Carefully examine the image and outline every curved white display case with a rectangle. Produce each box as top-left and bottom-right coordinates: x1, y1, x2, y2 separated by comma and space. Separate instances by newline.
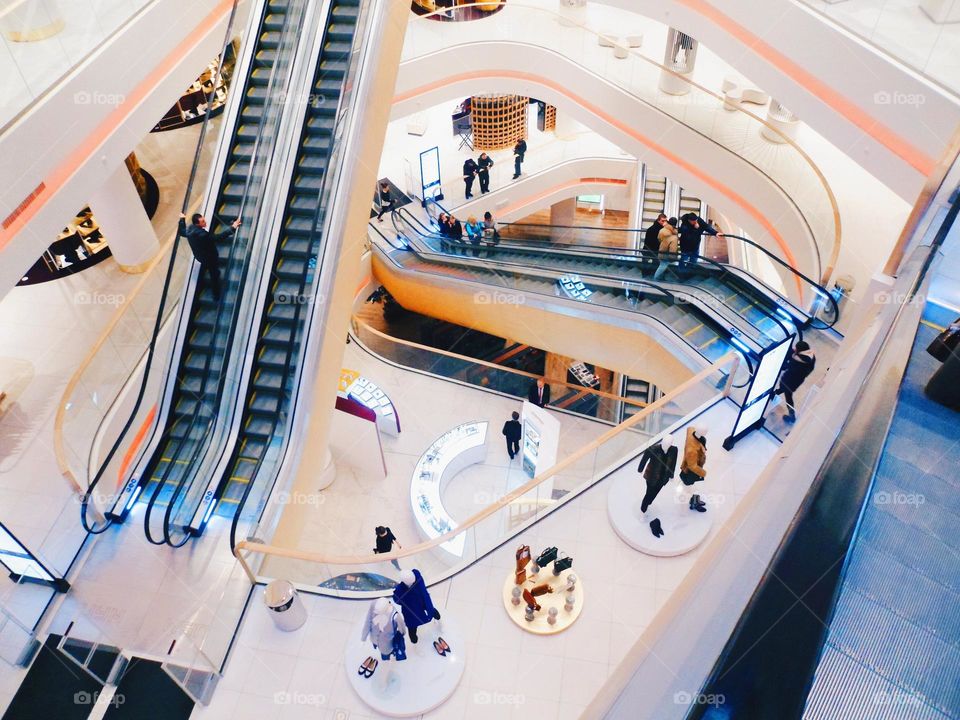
410, 421, 488, 557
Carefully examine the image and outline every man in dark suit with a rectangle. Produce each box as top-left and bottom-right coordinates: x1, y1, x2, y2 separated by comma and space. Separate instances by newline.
477, 152, 494, 194
502, 411, 522, 459
463, 157, 478, 198
527, 377, 550, 407
678, 213, 722, 271
642, 214, 667, 270
512, 138, 527, 179
179, 213, 241, 300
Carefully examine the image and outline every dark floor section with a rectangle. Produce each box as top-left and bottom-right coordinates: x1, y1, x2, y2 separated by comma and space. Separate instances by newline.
104, 658, 194, 720
2, 636, 102, 720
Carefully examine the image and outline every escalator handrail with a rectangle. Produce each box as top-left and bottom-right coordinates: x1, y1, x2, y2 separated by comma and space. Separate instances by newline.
496, 218, 840, 328
79, 0, 245, 535
228, 0, 372, 553
146, 0, 308, 547
395, 207, 792, 348
372, 224, 756, 386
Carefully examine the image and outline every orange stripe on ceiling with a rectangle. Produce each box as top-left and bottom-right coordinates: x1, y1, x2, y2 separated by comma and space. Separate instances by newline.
680, 0, 935, 176
118, 404, 157, 488
394, 70, 802, 272
0, 0, 234, 252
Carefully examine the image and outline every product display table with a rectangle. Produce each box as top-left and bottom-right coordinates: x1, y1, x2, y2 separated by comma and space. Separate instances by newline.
410, 421, 488, 557
501, 568, 583, 634
607, 471, 713, 557
339, 369, 400, 436
346, 618, 465, 717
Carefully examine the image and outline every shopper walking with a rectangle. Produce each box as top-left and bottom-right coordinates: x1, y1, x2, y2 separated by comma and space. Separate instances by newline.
462, 157, 478, 199
373, 526, 402, 570
527, 377, 551, 407
502, 411, 522, 459
653, 217, 679, 281
512, 138, 527, 179
179, 212, 241, 301
477, 152, 494, 194
376, 181, 394, 222
773, 341, 816, 423
678, 213, 722, 271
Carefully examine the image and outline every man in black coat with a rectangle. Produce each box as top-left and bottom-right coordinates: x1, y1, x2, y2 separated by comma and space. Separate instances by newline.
774, 340, 816, 422
527, 377, 551, 407
512, 138, 527, 179
463, 157, 478, 199
678, 213, 721, 270
179, 213, 241, 300
477, 152, 494, 194
642, 214, 668, 269
502, 411, 522, 459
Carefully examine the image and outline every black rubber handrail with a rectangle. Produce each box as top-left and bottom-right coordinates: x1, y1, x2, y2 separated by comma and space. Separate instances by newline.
227, 0, 369, 552
144, 0, 308, 548
376, 214, 756, 387
498, 219, 840, 330
396, 206, 792, 347
79, 0, 244, 535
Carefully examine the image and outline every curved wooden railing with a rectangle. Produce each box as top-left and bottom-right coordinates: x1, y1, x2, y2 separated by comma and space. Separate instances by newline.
404, 1, 842, 286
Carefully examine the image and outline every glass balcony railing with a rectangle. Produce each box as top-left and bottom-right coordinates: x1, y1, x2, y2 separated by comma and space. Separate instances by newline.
402, 2, 842, 288
233, 351, 739, 594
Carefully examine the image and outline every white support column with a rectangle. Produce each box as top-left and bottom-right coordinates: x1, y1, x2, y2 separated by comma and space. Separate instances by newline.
659, 28, 699, 96
627, 161, 644, 236
87, 161, 160, 273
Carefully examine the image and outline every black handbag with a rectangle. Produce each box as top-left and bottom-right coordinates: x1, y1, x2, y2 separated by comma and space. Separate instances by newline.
679, 469, 703, 486
927, 326, 959, 363
553, 553, 573, 575
535, 547, 558, 567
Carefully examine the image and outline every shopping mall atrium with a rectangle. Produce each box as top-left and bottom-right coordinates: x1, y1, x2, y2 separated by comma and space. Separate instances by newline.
0, 0, 958, 718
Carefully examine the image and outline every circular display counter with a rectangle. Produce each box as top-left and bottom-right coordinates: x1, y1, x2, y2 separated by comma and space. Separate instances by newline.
501, 568, 583, 634
410, 421, 488, 557
607, 473, 713, 557
345, 618, 465, 717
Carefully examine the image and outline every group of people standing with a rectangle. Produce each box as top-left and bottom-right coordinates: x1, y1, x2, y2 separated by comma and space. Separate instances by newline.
436, 210, 499, 257
642, 212, 723, 280
462, 138, 527, 199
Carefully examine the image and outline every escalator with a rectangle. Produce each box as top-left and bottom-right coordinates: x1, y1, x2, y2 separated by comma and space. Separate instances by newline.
103, 0, 302, 533
387, 208, 804, 363
184, 0, 363, 535
640, 171, 667, 229
373, 219, 748, 371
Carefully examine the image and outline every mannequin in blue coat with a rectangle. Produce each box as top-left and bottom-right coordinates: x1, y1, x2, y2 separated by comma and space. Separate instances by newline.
393, 568, 441, 643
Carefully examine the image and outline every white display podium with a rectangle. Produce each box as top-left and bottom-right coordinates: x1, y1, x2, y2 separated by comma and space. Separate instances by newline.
608, 472, 713, 557
344, 376, 400, 436
346, 618, 465, 717
410, 421, 488, 556
501, 568, 583, 634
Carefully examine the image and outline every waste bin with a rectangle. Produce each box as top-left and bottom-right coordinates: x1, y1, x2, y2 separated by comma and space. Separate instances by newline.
264, 580, 307, 631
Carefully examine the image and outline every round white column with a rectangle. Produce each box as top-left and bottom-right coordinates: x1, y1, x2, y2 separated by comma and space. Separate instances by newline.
87, 161, 160, 273
659, 28, 699, 96
1, 0, 65, 42
557, 0, 587, 27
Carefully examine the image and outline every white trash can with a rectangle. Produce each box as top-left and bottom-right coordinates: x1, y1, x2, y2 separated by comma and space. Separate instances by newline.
264, 580, 307, 631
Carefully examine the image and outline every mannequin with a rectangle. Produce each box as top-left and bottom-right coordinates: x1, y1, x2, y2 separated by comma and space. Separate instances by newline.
638, 434, 678, 537
679, 426, 708, 512
393, 568, 447, 654
360, 597, 406, 690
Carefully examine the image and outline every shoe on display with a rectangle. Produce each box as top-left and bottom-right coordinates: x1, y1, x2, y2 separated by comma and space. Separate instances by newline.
438, 637, 451, 654
650, 518, 664, 537
359, 656, 375, 676
365, 658, 378, 677
433, 640, 446, 656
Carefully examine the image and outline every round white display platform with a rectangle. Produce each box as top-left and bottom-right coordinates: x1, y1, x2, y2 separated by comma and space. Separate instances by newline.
345, 618, 464, 717
608, 473, 713, 557
501, 568, 583, 634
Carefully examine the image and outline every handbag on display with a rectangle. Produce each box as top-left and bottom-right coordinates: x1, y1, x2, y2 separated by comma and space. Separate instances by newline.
679, 469, 703, 486
535, 546, 558, 567
926, 325, 959, 362
391, 613, 407, 661
515, 544, 531, 585
553, 553, 573, 575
